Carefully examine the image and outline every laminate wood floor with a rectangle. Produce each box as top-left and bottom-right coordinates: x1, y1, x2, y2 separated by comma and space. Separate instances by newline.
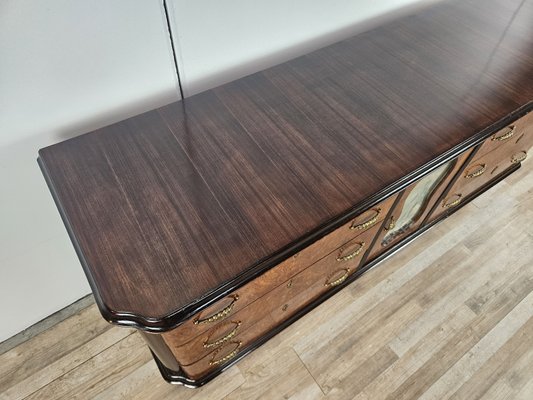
1, 162, 532, 400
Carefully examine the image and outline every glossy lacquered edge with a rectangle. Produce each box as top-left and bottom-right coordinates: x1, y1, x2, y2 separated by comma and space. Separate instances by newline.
37, 102, 532, 332
147, 161, 521, 387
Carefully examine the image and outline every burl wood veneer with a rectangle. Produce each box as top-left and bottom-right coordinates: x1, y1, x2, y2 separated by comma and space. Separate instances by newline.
38, 0, 533, 387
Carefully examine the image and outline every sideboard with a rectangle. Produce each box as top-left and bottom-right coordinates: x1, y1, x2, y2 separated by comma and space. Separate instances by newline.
38, 0, 533, 387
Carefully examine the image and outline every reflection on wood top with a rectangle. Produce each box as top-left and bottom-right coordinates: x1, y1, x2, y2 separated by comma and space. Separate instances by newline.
39, 0, 533, 329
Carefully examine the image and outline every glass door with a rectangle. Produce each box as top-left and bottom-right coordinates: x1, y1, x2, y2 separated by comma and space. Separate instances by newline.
367, 159, 456, 260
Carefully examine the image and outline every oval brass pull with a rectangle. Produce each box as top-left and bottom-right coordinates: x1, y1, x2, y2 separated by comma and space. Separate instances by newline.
350, 208, 381, 230
492, 125, 515, 141
336, 241, 365, 262
511, 151, 527, 164
443, 194, 462, 209
209, 341, 241, 366
465, 164, 486, 179
203, 321, 241, 349
194, 295, 239, 325
325, 268, 350, 287
384, 216, 396, 231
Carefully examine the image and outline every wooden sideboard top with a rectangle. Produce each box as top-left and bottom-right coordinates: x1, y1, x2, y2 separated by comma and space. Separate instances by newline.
39, 0, 533, 330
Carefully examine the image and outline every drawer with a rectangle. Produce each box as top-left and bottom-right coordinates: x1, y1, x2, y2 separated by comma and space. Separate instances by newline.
180, 313, 277, 379
162, 194, 397, 346
163, 221, 382, 365
178, 222, 382, 377
271, 220, 383, 316
454, 151, 521, 195
165, 265, 309, 366
276, 192, 396, 273
167, 299, 267, 366
475, 111, 533, 160
430, 142, 528, 220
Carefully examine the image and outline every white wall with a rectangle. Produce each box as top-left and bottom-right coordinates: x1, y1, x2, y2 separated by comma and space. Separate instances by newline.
0, 0, 179, 342
167, 0, 437, 96
0, 0, 433, 342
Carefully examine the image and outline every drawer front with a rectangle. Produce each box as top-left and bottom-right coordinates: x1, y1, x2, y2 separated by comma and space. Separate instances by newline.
163, 194, 397, 346
167, 305, 265, 366
178, 223, 383, 377
180, 313, 277, 379
439, 148, 526, 210
271, 220, 383, 315
367, 148, 473, 260
430, 134, 530, 221
455, 151, 518, 194
475, 111, 533, 160
163, 221, 382, 365
165, 265, 310, 366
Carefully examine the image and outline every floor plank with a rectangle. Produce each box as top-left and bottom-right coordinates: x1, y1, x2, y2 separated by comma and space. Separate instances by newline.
356, 305, 477, 400
419, 293, 533, 400
24, 332, 150, 400
0, 304, 114, 400
448, 317, 533, 400
227, 347, 324, 400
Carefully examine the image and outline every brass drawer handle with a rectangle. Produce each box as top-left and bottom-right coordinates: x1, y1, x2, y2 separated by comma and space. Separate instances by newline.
336, 242, 365, 262
465, 164, 486, 179
325, 268, 350, 287
350, 208, 381, 230
203, 321, 241, 349
443, 194, 462, 209
194, 295, 239, 325
209, 341, 241, 366
491, 125, 515, 141
511, 151, 527, 164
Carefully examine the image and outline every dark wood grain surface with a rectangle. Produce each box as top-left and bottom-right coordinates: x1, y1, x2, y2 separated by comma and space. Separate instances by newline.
39, 0, 533, 330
